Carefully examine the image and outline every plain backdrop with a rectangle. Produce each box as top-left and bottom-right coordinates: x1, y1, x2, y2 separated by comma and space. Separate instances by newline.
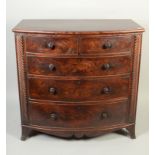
6, 0, 148, 155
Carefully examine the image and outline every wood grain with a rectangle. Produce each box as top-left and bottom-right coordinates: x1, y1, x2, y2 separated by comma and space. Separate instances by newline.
27, 55, 132, 76
80, 35, 134, 55
28, 100, 128, 128
15, 34, 28, 124
25, 35, 78, 55
13, 20, 144, 140
28, 76, 130, 102
12, 19, 144, 34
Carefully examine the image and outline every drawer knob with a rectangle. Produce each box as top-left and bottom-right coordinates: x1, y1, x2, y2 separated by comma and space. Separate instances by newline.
77, 80, 81, 85
49, 87, 57, 95
102, 42, 112, 49
76, 106, 82, 110
50, 113, 57, 120
49, 64, 56, 71
47, 42, 55, 49
101, 112, 108, 119
101, 87, 112, 94
102, 63, 111, 70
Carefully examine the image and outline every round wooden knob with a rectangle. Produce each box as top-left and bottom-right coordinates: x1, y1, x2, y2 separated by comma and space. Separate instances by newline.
50, 113, 57, 120
102, 64, 111, 70
49, 64, 56, 71
76, 106, 82, 110
102, 42, 112, 49
77, 80, 81, 85
101, 87, 111, 94
47, 42, 55, 49
101, 112, 108, 119
49, 87, 56, 95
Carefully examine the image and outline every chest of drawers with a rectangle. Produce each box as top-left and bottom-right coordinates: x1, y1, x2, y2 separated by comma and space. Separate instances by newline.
12, 20, 144, 140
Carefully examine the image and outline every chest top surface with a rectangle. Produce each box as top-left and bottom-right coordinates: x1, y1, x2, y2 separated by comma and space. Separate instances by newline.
12, 19, 144, 34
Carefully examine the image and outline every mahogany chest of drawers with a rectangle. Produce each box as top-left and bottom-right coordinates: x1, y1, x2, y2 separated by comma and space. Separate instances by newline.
12, 20, 144, 140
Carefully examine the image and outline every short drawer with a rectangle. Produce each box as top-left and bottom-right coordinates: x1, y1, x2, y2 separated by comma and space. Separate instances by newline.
27, 55, 132, 76
80, 35, 134, 55
28, 77, 130, 102
28, 101, 129, 128
25, 35, 78, 55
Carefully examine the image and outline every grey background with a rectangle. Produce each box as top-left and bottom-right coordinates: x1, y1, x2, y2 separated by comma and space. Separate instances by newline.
6, 0, 148, 155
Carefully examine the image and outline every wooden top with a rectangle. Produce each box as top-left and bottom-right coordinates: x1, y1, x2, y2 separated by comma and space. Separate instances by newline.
12, 19, 144, 34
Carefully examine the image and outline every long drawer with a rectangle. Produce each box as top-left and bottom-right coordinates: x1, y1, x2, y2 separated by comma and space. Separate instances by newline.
27, 55, 132, 76
28, 76, 130, 102
28, 100, 129, 128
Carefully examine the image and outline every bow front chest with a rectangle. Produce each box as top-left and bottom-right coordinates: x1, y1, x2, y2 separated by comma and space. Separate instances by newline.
12, 20, 144, 140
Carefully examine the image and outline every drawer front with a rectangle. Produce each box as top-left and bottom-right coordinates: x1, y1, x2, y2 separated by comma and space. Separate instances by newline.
29, 101, 129, 128
25, 35, 78, 55
28, 77, 129, 102
80, 35, 134, 55
27, 56, 131, 76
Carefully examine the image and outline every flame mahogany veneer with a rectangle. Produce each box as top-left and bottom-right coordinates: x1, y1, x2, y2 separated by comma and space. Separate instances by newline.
13, 20, 144, 140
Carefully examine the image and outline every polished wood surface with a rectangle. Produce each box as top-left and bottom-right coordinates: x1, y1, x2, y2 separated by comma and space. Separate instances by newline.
28, 77, 129, 102
25, 35, 78, 55
29, 101, 128, 128
27, 55, 131, 76
13, 19, 144, 34
13, 20, 144, 140
80, 34, 134, 54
